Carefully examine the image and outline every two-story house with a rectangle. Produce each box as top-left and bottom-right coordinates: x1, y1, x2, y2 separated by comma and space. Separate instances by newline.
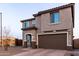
21, 3, 74, 50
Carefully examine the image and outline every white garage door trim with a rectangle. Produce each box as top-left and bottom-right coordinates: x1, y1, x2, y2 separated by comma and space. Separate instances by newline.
37, 32, 72, 48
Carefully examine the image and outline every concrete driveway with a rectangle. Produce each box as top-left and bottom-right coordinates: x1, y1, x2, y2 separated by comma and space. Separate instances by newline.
14, 48, 70, 56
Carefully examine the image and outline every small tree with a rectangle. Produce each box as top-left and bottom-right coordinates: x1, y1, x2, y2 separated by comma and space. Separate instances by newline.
3, 26, 11, 51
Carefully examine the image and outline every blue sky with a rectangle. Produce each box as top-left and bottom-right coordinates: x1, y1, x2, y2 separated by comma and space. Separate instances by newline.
0, 3, 78, 39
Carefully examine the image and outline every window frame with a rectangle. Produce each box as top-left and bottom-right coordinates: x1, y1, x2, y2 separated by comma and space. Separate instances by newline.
23, 21, 30, 28
32, 20, 36, 26
50, 11, 60, 24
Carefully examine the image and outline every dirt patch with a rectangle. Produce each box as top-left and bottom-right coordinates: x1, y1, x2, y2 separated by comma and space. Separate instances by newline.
0, 46, 26, 56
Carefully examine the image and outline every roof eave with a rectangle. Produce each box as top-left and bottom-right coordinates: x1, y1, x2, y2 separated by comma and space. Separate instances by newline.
33, 3, 75, 17
20, 18, 35, 22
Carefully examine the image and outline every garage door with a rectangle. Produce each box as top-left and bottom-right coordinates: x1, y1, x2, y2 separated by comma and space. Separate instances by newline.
38, 33, 67, 50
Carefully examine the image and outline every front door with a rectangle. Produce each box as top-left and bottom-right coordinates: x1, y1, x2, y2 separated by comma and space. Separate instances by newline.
26, 34, 32, 48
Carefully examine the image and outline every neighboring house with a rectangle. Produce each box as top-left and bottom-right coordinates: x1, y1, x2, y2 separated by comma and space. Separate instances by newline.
0, 36, 16, 46
21, 3, 74, 50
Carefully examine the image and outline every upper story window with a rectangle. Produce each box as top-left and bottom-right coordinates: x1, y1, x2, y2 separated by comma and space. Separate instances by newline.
32, 20, 36, 26
50, 12, 60, 24
23, 21, 29, 28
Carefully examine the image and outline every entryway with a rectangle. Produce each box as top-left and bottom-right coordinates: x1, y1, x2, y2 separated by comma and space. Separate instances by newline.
26, 34, 32, 48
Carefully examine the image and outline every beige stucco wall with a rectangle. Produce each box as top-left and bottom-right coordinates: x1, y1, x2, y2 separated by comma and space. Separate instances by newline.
22, 7, 73, 47
35, 7, 73, 47
35, 16, 41, 33
23, 30, 37, 46
35, 7, 73, 32
23, 30, 37, 41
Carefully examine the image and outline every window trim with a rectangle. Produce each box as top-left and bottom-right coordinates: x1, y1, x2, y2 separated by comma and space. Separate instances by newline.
32, 20, 36, 26
23, 21, 30, 28
50, 11, 60, 24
